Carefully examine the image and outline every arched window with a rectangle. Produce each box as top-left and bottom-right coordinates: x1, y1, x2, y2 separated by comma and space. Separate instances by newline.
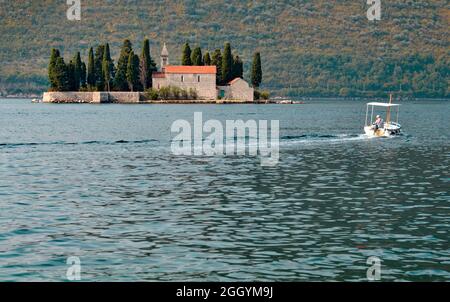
181, 75, 184, 82
198, 75, 201, 82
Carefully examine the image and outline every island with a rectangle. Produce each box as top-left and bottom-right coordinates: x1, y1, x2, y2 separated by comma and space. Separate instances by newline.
43, 40, 268, 104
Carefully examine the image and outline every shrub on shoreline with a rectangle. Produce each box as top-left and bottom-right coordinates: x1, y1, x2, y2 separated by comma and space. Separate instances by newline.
260, 91, 270, 100
144, 88, 159, 100
144, 86, 199, 101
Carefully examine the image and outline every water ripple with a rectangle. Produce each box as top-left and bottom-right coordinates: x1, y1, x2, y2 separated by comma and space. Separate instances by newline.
0, 99, 449, 281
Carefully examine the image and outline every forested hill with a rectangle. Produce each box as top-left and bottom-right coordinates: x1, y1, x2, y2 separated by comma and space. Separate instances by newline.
0, 0, 448, 97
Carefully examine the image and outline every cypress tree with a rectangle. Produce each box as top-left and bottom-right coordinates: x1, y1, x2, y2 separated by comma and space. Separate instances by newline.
191, 47, 203, 66
126, 51, 134, 91
126, 51, 141, 92
48, 49, 61, 91
103, 50, 110, 92
94, 45, 105, 91
222, 42, 233, 84
211, 49, 223, 85
80, 61, 87, 89
54, 57, 70, 91
140, 39, 156, 90
67, 60, 76, 91
203, 52, 211, 66
70, 52, 82, 91
114, 39, 133, 91
87, 47, 96, 89
251, 52, 262, 88
106, 43, 115, 78
103, 58, 110, 92
102, 43, 114, 92
232, 55, 243, 79
181, 43, 192, 66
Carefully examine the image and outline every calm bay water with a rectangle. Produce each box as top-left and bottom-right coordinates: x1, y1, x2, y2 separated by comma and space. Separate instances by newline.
0, 98, 448, 281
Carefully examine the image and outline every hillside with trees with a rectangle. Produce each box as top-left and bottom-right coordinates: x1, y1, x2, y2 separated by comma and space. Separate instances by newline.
0, 0, 448, 98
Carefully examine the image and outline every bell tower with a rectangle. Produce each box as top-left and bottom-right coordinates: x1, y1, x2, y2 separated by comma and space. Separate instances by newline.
161, 43, 169, 71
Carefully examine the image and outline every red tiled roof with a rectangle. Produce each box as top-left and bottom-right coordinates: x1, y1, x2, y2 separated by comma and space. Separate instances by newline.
165, 65, 217, 74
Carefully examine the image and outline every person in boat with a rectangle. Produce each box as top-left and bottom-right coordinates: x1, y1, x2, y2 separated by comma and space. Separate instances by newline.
373, 115, 384, 131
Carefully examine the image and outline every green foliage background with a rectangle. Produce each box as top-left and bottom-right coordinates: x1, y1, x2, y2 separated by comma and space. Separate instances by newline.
0, 0, 448, 97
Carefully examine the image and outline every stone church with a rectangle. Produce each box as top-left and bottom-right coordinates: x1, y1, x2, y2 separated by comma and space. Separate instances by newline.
152, 44, 254, 102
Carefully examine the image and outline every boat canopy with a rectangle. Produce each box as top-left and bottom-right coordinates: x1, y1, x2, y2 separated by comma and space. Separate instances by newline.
366, 102, 400, 107
365, 101, 401, 126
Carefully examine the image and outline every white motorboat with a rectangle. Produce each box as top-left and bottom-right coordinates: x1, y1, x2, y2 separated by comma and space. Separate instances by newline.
364, 95, 402, 137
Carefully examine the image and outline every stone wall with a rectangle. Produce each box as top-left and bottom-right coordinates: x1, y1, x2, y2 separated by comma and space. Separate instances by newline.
152, 77, 166, 91
107, 92, 141, 103
43, 92, 141, 103
41, 90, 253, 104
43, 92, 97, 103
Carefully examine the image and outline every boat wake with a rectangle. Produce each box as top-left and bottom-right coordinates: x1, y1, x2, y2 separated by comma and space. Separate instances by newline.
280, 133, 370, 146
0, 133, 406, 151
0, 139, 159, 149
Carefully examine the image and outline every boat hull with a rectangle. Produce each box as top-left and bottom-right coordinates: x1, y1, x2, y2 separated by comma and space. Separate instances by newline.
364, 124, 401, 138
365, 126, 387, 137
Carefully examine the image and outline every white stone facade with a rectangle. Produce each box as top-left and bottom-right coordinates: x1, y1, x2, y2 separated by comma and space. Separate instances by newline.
218, 78, 254, 102
153, 69, 217, 100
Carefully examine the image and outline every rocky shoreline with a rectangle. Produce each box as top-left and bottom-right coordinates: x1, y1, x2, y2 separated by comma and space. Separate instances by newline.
43, 99, 264, 104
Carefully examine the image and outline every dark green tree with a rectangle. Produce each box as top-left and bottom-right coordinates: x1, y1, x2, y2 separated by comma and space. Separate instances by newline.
94, 45, 105, 91
102, 47, 111, 92
126, 51, 141, 92
251, 52, 262, 88
54, 57, 70, 91
114, 39, 133, 91
211, 49, 223, 85
191, 47, 203, 66
222, 42, 233, 84
102, 43, 114, 92
87, 47, 96, 89
48, 49, 61, 91
203, 52, 211, 66
70, 52, 82, 91
67, 60, 76, 91
103, 59, 110, 92
140, 39, 157, 89
80, 61, 87, 89
232, 55, 243, 79
181, 43, 192, 66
